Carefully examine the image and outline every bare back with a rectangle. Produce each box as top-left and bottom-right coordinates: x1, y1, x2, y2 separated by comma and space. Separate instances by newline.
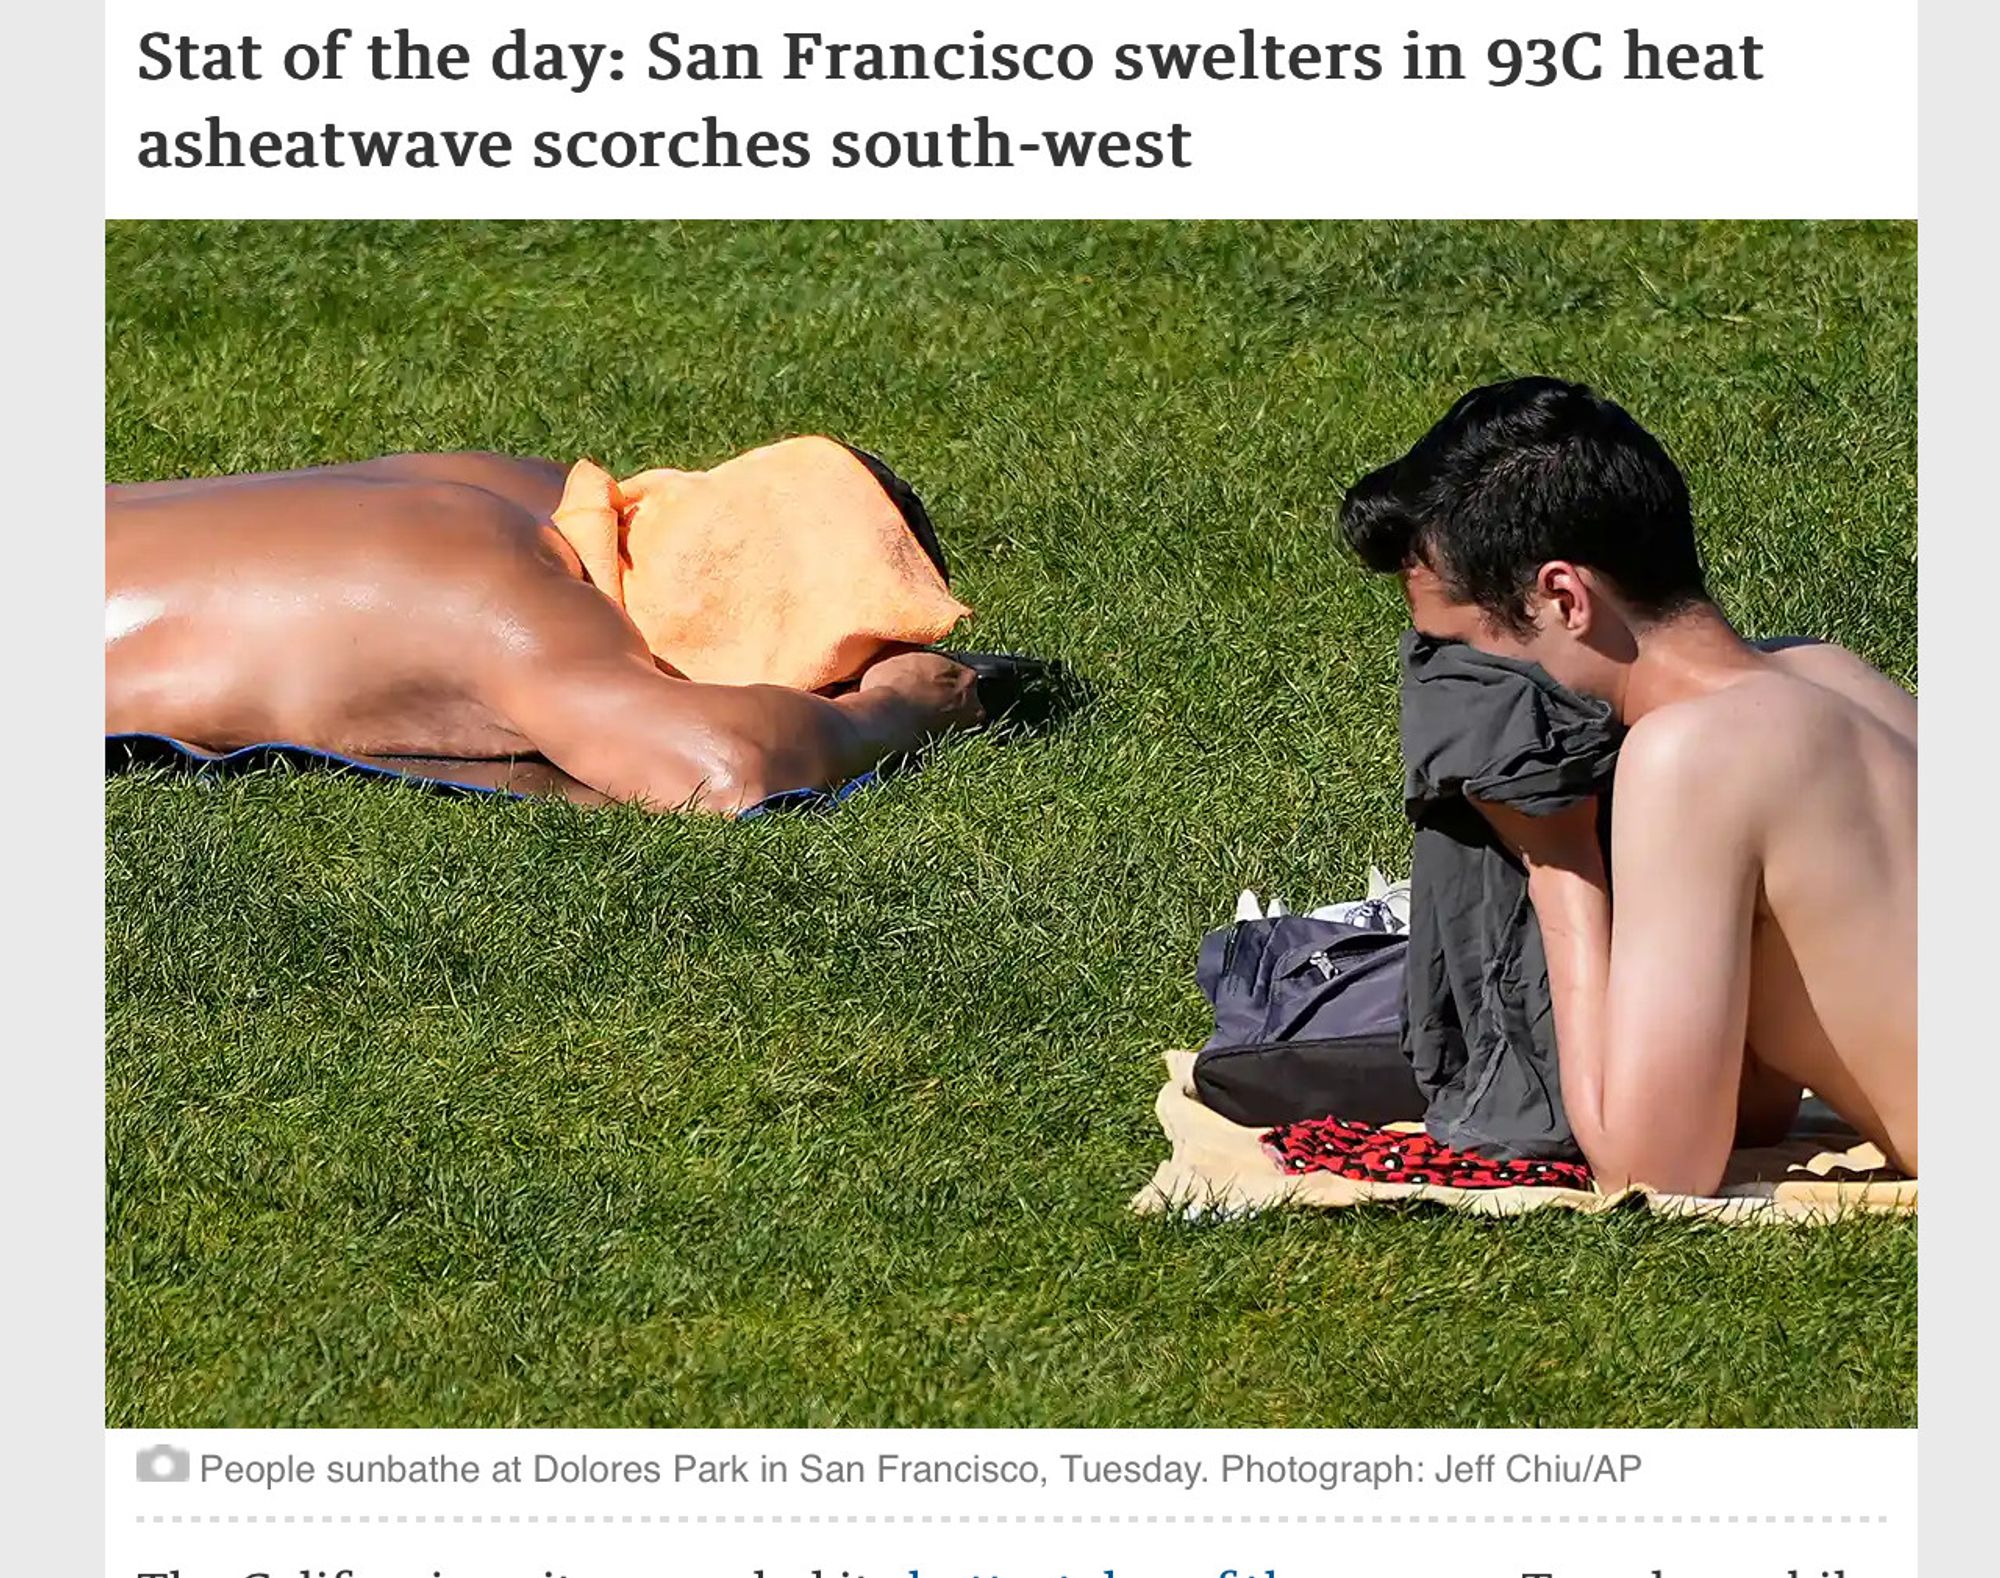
106, 455, 602, 757
1742, 643, 1918, 1168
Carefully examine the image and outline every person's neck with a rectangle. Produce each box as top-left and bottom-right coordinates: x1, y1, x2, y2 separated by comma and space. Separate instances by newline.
1613, 602, 1762, 724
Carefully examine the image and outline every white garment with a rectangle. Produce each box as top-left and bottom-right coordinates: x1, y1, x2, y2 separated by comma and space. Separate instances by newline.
1234, 866, 1412, 934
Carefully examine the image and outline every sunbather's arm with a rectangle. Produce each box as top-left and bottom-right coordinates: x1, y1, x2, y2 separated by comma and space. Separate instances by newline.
502, 649, 981, 814
1479, 716, 1760, 1194
484, 565, 981, 813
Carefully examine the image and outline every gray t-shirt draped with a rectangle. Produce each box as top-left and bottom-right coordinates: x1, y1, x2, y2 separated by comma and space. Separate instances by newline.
1398, 631, 1624, 1160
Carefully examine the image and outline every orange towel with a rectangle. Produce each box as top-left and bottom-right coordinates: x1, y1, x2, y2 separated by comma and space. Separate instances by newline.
551, 436, 972, 691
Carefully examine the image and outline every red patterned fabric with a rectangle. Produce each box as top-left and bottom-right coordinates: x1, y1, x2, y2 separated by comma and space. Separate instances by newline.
1263, 1115, 1595, 1191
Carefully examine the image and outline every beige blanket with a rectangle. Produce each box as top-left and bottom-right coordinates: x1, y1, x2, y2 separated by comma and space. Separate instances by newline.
1132, 1051, 1916, 1224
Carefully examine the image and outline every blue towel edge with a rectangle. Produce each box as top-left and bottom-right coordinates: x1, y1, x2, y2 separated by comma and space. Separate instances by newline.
105, 732, 876, 818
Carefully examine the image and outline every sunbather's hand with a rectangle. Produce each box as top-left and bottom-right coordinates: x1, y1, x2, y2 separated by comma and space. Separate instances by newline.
1471, 795, 1605, 878
858, 650, 986, 734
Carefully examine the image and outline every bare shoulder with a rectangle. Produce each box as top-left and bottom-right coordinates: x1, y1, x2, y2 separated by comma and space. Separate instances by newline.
1604, 694, 1780, 889
1760, 639, 1917, 740
348, 477, 639, 668
1618, 673, 1841, 802
1617, 655, 1913, 847
351, 451, 570, 517
361, 475, 579, 577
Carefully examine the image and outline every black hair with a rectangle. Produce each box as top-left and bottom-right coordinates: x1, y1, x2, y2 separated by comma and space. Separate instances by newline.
839, 441, 950, 583
1339, 377, 1707, 631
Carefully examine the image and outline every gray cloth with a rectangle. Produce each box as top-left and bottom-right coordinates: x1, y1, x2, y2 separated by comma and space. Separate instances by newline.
1398, 631, 1624, 1160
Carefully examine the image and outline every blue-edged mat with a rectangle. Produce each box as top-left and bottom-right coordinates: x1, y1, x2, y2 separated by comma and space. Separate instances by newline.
105, 732, 876, 818
107, 655, 1067, 818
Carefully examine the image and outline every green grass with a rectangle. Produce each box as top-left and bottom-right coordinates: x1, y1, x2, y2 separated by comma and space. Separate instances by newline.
106, 220, 1917, 1428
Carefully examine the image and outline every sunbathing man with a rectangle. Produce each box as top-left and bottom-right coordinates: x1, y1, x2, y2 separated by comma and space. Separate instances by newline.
107, 443, 985, 813
1341, 378, 1916, 1193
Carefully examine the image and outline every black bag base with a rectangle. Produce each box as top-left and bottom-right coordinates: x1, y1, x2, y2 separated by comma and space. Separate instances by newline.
1193, 1032, 1429, 1129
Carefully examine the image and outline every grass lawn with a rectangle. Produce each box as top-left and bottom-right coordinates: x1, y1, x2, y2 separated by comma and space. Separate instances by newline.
106, 220, 1917, 1428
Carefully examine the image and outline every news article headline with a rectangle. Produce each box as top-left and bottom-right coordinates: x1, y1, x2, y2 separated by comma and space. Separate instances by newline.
132, 24, 1769, 172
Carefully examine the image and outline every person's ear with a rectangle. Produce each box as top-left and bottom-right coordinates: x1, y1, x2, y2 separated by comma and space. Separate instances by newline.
1534, 561, 1594, 634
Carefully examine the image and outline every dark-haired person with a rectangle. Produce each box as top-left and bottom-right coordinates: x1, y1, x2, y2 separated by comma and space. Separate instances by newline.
107, 444, 984, 813
1341, 378, 1915, 1194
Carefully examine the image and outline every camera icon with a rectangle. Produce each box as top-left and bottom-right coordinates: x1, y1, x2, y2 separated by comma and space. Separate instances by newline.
136, 1444, 191, 1483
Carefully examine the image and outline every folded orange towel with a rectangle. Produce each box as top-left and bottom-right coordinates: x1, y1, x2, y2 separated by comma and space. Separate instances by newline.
551, 436, 972, 691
